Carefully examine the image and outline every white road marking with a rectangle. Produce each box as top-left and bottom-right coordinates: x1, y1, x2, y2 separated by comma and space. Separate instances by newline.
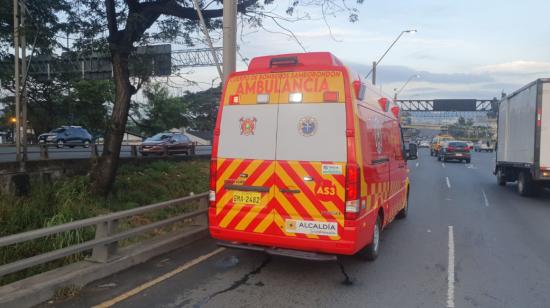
447, 226, 455, 308
482, 190, 490, 207
446, 177, 451, 189
442, 163, 446, 168
416, 162, 420, 168
93, 248, 226, 308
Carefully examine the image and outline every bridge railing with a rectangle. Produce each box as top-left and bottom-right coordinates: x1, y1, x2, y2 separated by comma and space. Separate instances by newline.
0, 192, 209, 278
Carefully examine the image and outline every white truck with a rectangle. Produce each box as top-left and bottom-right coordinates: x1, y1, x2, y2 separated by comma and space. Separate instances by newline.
495, 78, 550, 196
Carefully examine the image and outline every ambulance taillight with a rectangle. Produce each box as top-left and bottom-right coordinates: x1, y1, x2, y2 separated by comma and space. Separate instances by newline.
345, 163, 361, 220
209, 159, 217, 207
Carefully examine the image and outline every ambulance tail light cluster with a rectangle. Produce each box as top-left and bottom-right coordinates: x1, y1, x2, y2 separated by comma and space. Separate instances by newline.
209, 159, 217, 207
289, 92, 303, 103
323, 91, 339, 102
229, 95, 240, 105
345, 163, 361, 220
257, 93, 270, 104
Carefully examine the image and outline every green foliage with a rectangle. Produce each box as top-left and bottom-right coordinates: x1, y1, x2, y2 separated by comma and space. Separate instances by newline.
180, 86, 221, 131
0, 160, 209, 285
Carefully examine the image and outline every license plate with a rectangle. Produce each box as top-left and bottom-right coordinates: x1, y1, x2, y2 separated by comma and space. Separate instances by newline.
456, 153, 463, 156
233, 191, 262, 205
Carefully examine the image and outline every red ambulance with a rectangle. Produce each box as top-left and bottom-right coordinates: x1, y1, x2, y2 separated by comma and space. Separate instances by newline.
209, 52, 417, 261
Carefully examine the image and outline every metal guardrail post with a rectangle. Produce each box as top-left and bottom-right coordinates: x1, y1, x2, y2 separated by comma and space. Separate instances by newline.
90, 220, 119, 263
40, 144, 48, 160
131, 145, 137, 158
193, 197, 209, 227
91, 144, 99, 158
191, 142, 196, 156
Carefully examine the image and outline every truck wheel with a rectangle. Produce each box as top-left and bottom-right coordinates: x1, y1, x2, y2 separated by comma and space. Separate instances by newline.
358, 216, 381, 261
496, 169, 506, 186
465, 159, 471, 164
518, 171, 540, 197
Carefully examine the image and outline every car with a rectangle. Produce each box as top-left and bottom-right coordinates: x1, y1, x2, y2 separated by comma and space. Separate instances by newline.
466, 141, 474, 151
438, 140, 471, 163
38, 126, 93, 148
474, 141, 494, 152
209, 52, 417, 260
139, 132, 193, 156
419, 140, 430, 148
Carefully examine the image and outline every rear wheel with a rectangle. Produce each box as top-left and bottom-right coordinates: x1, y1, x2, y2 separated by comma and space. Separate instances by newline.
496, 169, 506, 186
56, 140, 65, 148
83, 140, 90, 148
518, 171, 540, 197
396, 195, 408, 219
465, 159, 470, 164
358, 216, 381, 261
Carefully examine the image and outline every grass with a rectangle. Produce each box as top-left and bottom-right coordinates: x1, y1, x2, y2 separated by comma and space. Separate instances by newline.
0, 159, 209, 285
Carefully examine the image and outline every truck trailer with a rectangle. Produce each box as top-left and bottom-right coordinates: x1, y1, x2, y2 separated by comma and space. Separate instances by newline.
495, 78, 550, 196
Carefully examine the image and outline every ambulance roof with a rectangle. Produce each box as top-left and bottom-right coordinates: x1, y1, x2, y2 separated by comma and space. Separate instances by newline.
248, 52, 345, 71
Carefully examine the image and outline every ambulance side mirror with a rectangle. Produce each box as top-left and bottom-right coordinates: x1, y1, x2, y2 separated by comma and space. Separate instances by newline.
353, 81, 366, 101
407, 143, 418, 160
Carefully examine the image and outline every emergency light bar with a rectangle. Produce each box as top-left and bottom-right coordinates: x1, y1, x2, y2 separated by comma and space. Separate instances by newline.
289, 92, 303, 103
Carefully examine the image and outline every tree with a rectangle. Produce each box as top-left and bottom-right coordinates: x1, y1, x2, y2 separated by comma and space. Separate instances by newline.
180, 86, 221, 132
83, 0, 364, 196
131, 82, 188, 136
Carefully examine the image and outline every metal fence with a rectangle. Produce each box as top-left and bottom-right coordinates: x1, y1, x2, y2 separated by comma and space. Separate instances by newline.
0, 143, 212, 163
0, 192, 209, 278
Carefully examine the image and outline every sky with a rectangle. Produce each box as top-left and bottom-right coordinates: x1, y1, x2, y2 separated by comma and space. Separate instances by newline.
182, 0, 550, 100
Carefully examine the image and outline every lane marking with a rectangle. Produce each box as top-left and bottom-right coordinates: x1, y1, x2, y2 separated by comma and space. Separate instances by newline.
446, 177, 451, 189
447, 226, 455, 308
442, 163, 446, 168
482, 190, 490, 207
416, 162, 419, 168
93, 248, 226, 308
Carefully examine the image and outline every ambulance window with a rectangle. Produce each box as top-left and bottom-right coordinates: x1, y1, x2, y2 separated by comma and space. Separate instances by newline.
276, 103, 347, 162
217, 104, 278, 160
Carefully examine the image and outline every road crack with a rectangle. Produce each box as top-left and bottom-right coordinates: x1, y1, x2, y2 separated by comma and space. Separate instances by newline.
195, 255, 271, 307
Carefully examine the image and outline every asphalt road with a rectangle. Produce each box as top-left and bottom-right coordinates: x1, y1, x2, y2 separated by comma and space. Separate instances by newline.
43, 149, 550, 308
0, 145, 212, 163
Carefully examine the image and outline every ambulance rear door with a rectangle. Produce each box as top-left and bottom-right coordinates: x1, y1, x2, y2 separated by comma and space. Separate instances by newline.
274, 70, 348, 241
214, 73, 281, 233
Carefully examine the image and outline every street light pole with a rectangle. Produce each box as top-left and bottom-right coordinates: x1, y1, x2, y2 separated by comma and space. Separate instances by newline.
13, 0, 21, 163
366, 29, 417, 85
394, 74, 420, 100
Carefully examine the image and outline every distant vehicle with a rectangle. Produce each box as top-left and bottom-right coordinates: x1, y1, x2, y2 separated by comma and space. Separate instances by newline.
466, 141, 474, 151
495, 79, 550, 196
474, 141, 494, 152
419, 140, 430, 148
38, 126, 92, 148
430, 134, 453, 156
438, 141, 471, 163
139, 132, 193, 156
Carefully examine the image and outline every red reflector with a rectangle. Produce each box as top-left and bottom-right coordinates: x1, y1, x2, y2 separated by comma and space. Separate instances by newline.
324, 91, 339, 102
229, 95, 240, 105
209, 159, 217, 207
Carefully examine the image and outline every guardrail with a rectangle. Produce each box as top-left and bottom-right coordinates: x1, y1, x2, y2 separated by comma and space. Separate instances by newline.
0, 192, 209, 278
0, 143, 212, 162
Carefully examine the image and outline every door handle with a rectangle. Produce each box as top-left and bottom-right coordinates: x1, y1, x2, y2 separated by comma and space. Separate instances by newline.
224, 184, 270, 192
280, 188, 301, 194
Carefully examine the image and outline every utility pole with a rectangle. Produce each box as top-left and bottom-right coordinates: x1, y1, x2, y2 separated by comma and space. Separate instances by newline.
13, 0, 21, 164
222, 0, 237, 83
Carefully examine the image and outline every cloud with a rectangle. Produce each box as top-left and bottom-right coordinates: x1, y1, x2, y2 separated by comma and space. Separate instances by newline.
476, 61, 550, 75
347, 62, 495, 84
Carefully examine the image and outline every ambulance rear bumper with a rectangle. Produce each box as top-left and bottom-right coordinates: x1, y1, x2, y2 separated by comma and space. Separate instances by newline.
217, 241, 337, 261
209, 226, 361, 256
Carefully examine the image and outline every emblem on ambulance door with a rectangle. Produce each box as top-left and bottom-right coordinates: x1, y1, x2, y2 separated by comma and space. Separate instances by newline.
298, 116, 318, 137
239, 117, 257, 136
